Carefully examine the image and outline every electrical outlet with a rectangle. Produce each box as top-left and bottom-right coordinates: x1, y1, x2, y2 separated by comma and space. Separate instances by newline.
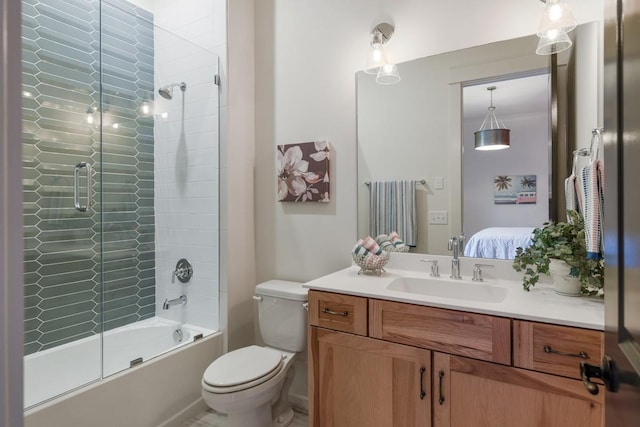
428, 210, 448, 225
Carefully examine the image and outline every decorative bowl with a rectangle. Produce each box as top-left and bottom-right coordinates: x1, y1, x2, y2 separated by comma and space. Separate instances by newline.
352, 251, 390, 275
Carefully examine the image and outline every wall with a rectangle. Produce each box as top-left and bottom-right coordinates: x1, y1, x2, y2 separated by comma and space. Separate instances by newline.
151, 0, 222, 332
22, 0, 156, 355
463, 110, 551, 238
254, 0, 604, 283
225, 0, 257, 351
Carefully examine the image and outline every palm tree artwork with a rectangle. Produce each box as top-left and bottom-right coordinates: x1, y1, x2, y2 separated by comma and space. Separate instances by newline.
494, 175, 537, 205
494, 176, 512, 191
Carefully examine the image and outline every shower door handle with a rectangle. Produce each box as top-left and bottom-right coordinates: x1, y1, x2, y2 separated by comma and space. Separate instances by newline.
74, 162, 93, 212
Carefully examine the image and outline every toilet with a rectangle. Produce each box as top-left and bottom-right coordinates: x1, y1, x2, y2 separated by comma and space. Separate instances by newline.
201, 280, 308, 427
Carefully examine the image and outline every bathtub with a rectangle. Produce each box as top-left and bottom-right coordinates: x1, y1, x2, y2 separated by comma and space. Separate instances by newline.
24, 317, 215, 409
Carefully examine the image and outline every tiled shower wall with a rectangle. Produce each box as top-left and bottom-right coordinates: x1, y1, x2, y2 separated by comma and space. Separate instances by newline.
152, 0, 221, 330
22, 0, 155, 354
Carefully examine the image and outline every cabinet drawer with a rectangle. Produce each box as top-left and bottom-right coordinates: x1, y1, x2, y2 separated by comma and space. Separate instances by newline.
513, 320, 604, 380
369, 299, 511, 365
308, 290, 368, 336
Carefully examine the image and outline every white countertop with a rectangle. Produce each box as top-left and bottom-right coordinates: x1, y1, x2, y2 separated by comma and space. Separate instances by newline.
303, 253, 604, 331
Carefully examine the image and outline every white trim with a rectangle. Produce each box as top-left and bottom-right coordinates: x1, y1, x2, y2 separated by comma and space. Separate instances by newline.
1, 0, 24, 425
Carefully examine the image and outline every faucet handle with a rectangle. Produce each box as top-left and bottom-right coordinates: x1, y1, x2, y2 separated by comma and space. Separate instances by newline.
472, 263, 494, 282
458, 233, 466, 251
447, 236, 457, 251
421, 259, 440, 277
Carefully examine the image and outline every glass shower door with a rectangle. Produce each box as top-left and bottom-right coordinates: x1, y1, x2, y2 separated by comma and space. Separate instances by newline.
22, 0, 103, 407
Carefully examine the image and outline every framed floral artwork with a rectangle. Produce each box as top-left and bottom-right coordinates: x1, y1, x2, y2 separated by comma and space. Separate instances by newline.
277, 141, 330, 202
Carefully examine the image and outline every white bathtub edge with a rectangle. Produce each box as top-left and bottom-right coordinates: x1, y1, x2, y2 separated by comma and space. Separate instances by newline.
25, 332, 223, 427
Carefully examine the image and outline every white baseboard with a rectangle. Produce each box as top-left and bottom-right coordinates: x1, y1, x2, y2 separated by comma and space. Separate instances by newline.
158, 398, 209, 427
290, 393, 308, 415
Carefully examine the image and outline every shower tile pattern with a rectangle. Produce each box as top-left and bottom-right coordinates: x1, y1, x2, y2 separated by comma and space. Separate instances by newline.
22, 0, 156, 355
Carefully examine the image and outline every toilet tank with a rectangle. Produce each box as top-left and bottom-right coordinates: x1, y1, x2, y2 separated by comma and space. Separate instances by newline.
255, 280, 308, 352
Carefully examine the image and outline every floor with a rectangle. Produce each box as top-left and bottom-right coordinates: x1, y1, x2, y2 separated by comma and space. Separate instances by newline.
180, 408, 308, 427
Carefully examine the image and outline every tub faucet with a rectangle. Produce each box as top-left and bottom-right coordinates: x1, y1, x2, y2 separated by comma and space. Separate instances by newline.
163, 295, 187, 310
448, 236, 462, 279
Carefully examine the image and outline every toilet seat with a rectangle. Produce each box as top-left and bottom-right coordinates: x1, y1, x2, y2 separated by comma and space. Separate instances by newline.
202, 345, 284, 394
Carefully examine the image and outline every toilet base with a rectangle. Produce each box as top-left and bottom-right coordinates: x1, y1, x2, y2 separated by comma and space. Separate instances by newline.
202, 352, 297, 427
273, 407, 294, 427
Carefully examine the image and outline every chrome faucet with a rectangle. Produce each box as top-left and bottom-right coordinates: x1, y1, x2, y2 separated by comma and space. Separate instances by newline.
163, 295, 187, 310
421, 259, 440, 277
448, 236, 462, 279
472, 263, 494, 282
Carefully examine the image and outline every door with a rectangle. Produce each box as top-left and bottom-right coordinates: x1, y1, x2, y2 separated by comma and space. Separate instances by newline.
432, 353, 602, 427
309, 327, 431, 427
601, 0, 640, 424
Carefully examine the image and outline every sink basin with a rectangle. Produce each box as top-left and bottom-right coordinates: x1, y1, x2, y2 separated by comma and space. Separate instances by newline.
386, 277, 508, 303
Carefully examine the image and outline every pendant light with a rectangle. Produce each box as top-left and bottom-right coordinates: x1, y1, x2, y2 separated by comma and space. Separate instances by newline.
535, 0, 576, 55
363, 23, 401, 85
537, 0, 576, 39
474, 86, 510, 151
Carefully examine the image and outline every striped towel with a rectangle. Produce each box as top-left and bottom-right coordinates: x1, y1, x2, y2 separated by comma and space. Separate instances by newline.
359, 236, 383, 255
388, 231, 407, 248
352, 242, 373, 258
581, 160, 605, 259
369, 181, 417, 246
375, 234, 395, 251
564, 174, 580, 222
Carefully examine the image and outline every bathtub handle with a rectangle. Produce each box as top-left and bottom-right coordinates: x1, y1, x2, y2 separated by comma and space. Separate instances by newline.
302, 302, 309, 311
253, 296, 263, 302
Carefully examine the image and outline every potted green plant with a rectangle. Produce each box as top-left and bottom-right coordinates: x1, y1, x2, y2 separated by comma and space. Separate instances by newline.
513, 210, 604, 297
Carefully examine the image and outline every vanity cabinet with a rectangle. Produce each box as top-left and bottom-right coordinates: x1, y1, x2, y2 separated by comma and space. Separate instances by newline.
308, 290, 604, 427
309, 327, 431, 427
513, 320, 604, 380
369, 299, 511, 365
432, 352, 603, 427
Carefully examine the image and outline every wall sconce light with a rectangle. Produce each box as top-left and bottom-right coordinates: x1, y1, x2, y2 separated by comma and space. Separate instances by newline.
474, 86, 510, 151
363, 23, 401, 85
535, 0, 576, 55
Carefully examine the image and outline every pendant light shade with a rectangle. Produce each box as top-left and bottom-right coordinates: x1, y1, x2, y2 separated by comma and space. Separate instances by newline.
376, 63, 401, 85
364, 44, 389, 75
536, 31, 572, 55
474, 86, 510, 151
363, 23, 401, 84
537, 0, 576, 39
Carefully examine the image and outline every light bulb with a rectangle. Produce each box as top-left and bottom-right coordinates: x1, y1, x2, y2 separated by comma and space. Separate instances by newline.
549, 4, 563, 21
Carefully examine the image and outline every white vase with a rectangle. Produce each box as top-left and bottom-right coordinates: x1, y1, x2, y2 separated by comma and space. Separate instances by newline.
548, 259, 582, 296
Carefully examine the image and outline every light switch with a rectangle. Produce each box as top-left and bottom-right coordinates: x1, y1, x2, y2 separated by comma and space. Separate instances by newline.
428, 210, 448, 225
434, 176, 444, 190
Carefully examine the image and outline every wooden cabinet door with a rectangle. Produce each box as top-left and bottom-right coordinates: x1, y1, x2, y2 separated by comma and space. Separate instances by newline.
433, 352, 603, 427
309, 327, 431, 427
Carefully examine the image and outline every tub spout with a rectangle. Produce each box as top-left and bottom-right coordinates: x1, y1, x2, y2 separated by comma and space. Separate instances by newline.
163, 295, 187, 310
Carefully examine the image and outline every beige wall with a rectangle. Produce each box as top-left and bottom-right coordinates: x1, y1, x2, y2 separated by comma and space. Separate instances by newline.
254, 0, 604, 283
225, 0, 257, 350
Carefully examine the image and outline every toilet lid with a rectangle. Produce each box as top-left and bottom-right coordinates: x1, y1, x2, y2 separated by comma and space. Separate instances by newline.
203, 345, 284, 388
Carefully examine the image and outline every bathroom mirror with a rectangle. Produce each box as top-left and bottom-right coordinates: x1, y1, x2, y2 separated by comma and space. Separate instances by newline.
356, 22, 601, 258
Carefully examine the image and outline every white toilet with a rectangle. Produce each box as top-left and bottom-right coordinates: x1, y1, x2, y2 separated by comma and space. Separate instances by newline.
201, 280, 308, 427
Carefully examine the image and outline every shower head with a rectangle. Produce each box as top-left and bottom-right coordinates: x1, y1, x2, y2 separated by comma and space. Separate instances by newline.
158, 82, 187, 100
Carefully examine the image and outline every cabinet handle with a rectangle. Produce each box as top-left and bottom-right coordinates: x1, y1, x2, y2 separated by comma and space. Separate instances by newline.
321, 308, 348, 317
543, 345, 590, 360
438, 370, 445, 405
419, 367, 426, 400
